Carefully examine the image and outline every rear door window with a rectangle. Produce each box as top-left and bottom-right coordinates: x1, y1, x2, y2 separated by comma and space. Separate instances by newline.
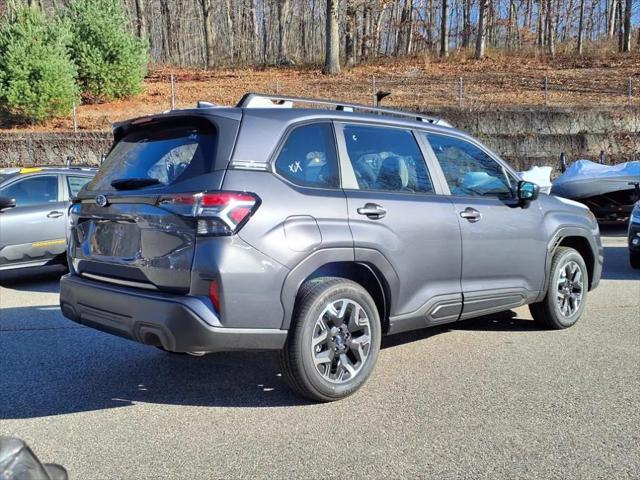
85, 120, 216, 192
274, 123, 340, 188
0, 175, 59, 207
342, 124, 434, 193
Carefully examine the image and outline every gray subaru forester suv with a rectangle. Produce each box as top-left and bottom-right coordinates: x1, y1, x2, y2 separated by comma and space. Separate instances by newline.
60, 94, 603, 401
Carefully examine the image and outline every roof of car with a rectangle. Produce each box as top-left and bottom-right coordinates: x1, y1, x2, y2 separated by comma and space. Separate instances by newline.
113, 93, 465, 139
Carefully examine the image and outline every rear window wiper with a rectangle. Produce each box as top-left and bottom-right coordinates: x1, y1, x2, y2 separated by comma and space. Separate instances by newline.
110, 177, 160, 190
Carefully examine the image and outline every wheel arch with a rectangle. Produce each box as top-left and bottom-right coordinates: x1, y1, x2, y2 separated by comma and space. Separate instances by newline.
280, 249, 394, 332
542, 227, 598, 298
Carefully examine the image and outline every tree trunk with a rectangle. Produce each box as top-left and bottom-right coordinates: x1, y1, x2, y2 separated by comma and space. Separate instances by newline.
475, 0, 488, 59
277, 0, 290, 62
462, 0, 471, 48
577, 0, 585, 54
201, 0, 216, 69
607, 0, 618, 38
537, 0, 544, 47
225, 0, 235, 60
617, 0, 624, 51
621, 0, 631, 52
262, 1, 268, 64
160, 0, 173, 63
345, 0, 357, 67
323, 0, 340, 74
440, 0, 449, 57
546, 0, 555, 55
134, 0, 147, 39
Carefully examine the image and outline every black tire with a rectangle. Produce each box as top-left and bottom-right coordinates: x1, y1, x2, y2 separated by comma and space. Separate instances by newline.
529, 247, 588, 330
630, 251, 640, 270
279, 277, 382, 402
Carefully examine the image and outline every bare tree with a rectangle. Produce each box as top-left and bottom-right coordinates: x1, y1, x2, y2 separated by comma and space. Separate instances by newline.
440, 0, 449, 57
546, 0, 555, 55
621, 0, 631, 52
345, 0, 358, 67
276, 0, 290, 63
133, 0, 147, 39
475, 0, 489, 58
199, 0, 216, 69
323, 0, 340, 74
577, 0, 585, 54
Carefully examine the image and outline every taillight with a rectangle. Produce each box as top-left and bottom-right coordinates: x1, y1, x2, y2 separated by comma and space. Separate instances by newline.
159, 191, 260, 236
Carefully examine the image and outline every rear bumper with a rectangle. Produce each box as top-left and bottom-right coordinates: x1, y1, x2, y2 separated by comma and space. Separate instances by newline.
60, 274, 287, 352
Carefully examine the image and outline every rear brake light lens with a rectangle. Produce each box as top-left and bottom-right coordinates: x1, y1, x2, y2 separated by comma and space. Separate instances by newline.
159, 191, 260, 236
209, 279, 221, 313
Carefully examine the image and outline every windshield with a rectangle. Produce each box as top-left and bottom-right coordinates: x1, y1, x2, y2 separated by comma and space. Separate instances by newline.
85, 120, 217, 192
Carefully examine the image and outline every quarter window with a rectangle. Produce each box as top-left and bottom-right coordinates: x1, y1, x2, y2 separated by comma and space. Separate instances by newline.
274, 123, 340, 188
425, 133, 512, 197
0, 175, 59, 207
342, 125, 433, 193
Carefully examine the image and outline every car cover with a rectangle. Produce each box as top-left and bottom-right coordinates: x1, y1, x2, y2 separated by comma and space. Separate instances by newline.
551, 160, 640, 199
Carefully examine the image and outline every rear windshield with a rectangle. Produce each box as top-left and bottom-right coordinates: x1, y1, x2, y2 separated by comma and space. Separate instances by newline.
85, 119, 217, 192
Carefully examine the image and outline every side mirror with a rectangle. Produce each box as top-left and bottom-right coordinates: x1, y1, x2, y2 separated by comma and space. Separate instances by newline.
0, 196, 16, 211
517, 181, 539, 202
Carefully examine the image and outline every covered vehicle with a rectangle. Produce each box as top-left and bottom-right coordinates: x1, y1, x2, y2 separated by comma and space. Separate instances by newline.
551, 160, 640, 222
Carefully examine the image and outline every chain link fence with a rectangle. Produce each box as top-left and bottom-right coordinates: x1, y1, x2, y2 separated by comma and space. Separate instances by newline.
262, 74, 638, 111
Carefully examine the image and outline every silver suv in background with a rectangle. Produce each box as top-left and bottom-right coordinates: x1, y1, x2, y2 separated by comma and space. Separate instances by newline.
0, 166, 95, 271
59, 94, 602, 401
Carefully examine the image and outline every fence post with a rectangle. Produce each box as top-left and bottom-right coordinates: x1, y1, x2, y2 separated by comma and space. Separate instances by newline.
459, 77, 464, 108
599, 150, 606, 165
372, 75, 377, 106
170, 74, 176, 110
275, 79, 280, 94
560, 152, 567, 173
628, 78, 633, 108
544, 76, 548, 107
72, 102, 77, 133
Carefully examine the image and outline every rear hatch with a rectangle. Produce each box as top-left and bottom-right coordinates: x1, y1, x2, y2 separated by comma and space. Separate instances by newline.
70, 112, 242, 292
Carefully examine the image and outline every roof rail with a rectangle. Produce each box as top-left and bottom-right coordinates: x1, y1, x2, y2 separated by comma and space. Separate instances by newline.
236, 93, 452, 127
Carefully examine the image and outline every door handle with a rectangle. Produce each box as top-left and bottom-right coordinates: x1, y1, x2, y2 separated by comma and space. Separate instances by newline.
47, 211, 63, 218
460, 207, 481, 222
357, 203, 386, 219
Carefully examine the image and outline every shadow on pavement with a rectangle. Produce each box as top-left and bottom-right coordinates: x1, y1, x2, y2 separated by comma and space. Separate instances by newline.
0, 266, 65, 293
452, 309, 544, 332
0, 302, 551, 419
1, 228, 635, 418
602, 246, 639, 281
598, 224, 629, 238
0, 304, 310, 417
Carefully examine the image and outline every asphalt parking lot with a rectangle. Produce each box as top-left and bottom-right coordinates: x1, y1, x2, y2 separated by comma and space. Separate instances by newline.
1, 228, 638, 479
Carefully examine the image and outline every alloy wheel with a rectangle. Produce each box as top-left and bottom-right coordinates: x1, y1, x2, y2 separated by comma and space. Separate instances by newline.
556, 260, 584, 317
311, 298, 372, 384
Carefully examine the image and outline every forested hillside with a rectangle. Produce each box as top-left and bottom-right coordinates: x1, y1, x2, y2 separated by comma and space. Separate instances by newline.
0, 0, 638, 129
5, 0, 639, 69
